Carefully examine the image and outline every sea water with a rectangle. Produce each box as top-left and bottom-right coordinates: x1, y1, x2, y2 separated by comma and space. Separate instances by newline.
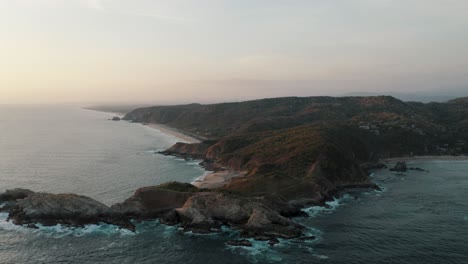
0, 106, 467, 264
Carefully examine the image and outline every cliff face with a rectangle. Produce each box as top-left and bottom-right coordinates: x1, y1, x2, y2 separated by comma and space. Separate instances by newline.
162, 125, 375, 206
126, 96, 468, 209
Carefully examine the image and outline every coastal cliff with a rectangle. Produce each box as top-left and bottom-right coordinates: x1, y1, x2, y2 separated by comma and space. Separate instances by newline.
124, 96, 468, 157
161, 125, 376, 207
3, 95, 467, 245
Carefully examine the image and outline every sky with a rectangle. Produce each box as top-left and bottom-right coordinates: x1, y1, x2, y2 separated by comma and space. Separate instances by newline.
1, 0, 467, 104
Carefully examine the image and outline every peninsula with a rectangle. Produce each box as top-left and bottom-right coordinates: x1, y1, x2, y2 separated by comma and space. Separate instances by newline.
2, 96, 467, 246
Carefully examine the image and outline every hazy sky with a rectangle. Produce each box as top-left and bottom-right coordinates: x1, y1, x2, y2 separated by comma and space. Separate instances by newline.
1, 0, 467, 104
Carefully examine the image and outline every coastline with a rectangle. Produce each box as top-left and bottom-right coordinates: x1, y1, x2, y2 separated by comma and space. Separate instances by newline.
382, 155, 468, 162
147, 123, 245, 189
85, 108, 201, 144
147, 123, 201, 144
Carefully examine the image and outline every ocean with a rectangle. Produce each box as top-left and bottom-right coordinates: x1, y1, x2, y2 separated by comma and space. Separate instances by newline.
0, 106, 467, 264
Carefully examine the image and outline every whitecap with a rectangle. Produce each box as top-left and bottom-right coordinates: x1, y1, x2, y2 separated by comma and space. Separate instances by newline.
314, 254, 329, 260
0, 213, 28, 232
34, 223, 133, 238
303, 194, 363, 218
226, 239, 284, 263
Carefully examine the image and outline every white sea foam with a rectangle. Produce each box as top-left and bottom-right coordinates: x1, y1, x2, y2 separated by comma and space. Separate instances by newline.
226, 238, 284, 263
0, 213, 27, 232
35, 223, 136, 238
303, 195, 349, 218
314, 254, 329, 260
191, 170, 213, 184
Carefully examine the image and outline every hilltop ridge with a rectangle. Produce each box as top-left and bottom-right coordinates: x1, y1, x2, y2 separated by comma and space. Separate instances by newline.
125, 96, 468, 157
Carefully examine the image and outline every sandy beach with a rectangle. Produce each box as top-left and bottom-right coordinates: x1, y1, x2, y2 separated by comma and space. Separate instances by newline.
147, 123, 246, 188
148, 123, 201, 144
382, 155, 468, 162
192, 171, 247, 189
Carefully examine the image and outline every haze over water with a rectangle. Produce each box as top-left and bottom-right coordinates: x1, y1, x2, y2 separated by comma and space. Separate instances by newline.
0, 106, 467, 263
0, 105, 205, 205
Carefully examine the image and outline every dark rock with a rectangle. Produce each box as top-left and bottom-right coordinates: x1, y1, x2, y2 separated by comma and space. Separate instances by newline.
409, 167, 426, 172
176, 192, 304, 239
7, 193, 134, 231
226, 239, 252, 247
296, 235, 316, 241
26, 223, 39, 229
110, 183, 196, 219
253, 235, 271, 241
389, 161, 407, 172
160, 210, 180, 226
0, 188, 34, 202
111, 116, 121, 121
337, 183, 381, 191
361, 162, 387, 174
268, 238, 280, 246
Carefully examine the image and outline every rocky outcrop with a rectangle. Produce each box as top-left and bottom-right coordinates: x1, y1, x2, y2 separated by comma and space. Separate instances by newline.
111, 116, 121, 121
390, 161, 407, 172
7, 193, 134, 231
110, 182, 197, 219
408, 167, 426, 172
176, 192, 304, 239
160, 142, 212, 160
0, 188, 34, 202
226, 239, 252, 247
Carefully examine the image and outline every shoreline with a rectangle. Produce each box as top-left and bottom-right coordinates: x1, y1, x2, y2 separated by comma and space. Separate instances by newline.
382, 155, 468, 162
147, 123, 201, 144
145, 124, 244, 189
86, 108, 202, 144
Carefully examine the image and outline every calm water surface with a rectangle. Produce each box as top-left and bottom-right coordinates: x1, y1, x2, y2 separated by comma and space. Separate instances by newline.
0, 106, 467, 263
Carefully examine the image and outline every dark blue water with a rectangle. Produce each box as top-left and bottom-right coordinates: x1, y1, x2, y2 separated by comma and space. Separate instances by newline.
1, 106, 467, 263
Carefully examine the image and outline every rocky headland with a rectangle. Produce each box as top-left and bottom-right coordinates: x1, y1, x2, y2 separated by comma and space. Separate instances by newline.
0, 184, 307, 242
4, 95, 467, 245
0, 125, 381, 244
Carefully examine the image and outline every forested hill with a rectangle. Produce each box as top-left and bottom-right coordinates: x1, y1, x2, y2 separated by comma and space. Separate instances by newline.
123, 96, 468, 156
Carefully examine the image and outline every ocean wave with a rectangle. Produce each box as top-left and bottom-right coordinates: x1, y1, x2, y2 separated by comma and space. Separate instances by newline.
38, 223, 136, 238
0, 213, 135, 238
191, 170, 213, 184
226, 238, 284, 263
0, 213, 27, 232
303, 194, 354, 218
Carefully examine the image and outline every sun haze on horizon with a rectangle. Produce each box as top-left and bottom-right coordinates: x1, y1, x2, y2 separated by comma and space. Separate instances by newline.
1, 0, 468, 104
